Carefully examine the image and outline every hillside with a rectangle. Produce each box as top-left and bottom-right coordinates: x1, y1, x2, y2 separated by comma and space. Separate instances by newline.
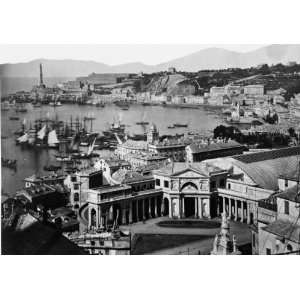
1, 45, 300, 77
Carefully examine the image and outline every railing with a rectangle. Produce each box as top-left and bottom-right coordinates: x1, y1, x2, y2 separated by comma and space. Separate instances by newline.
258, 200, 277, 211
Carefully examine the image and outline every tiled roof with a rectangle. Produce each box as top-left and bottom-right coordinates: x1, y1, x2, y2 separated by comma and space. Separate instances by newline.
154, 162, 225, 177
112, 169, 153, 184
188, 140, 245, 154
262, 219, 300, 243
234, 146, 300, 164
232, 147, 300, 190
276, 185, 300, 202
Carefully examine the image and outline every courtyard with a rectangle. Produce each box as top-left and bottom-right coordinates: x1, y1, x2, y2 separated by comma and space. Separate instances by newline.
120, 217, 252, 255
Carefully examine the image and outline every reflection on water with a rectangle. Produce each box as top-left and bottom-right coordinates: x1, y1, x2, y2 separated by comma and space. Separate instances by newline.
1, 103, 224, 195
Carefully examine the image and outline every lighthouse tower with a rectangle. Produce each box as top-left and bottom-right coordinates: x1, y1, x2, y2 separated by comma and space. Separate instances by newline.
39, 63, 46, 88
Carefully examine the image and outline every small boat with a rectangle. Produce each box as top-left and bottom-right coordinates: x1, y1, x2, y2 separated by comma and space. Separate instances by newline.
136, 121, 149, 125
33, 102, 41, 108
49, 101, 62, 107
9, 116, 20, 121
121, 107, 129, 111
96, 102, 105, 108
167, 125, 175, 129
43, 165, 62, 172
173, 123, 188, 128
142, 102, 151, 106
55, 154, 72, 162
1, 158, 17, 170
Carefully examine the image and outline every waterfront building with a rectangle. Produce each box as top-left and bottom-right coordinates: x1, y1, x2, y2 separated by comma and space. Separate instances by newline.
115, 139, 148, 160
186, 140, 247, 163
210, 86, 226, 97
94, 158, 131, 180
211, 212, 241, 255
152, 162, 228, 219
243, 84, 264, 96
24, 173, 66, 188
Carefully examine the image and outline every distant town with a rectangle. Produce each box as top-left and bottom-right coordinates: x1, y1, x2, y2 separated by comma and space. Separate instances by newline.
2, 58, 300, 255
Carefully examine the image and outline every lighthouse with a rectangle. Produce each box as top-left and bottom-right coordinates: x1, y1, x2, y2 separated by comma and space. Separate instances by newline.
39, 63, 46, 88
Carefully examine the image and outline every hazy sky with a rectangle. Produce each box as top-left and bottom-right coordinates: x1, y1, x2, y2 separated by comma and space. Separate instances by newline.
0, 44, 266, 65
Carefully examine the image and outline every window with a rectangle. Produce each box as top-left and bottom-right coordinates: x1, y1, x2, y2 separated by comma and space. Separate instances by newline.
164, 181, 169, 188
285, 179, 288, 188
71, 176, 77, 182
252, 233, 256, 248
228, 183, 231, 189
74, 193, 79, 202
220, 179, 225, 188
266, 248, 271, 255
284, 200, 289, 215
155, 179, 160, 186
74, 183, 79, 190
210, 181, 216, 189
287, 244, 293, 252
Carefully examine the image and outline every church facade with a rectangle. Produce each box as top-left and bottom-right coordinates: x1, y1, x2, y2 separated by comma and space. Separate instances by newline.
153, 162, 228, 219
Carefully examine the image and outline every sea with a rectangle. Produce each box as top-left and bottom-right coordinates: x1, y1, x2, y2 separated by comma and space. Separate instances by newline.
1, 78, 225, 195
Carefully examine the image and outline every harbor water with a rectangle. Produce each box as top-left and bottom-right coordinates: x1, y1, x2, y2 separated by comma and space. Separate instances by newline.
1, 103, 224, 195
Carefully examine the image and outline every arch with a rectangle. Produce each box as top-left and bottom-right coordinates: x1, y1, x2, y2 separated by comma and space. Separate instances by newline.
180, 182, 198, 192
287, 244, 293, 252
90, 208, 97, 227
163, 198, 169, 216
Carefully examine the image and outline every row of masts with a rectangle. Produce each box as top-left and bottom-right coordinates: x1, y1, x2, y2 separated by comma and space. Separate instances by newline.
16, 114, 95, 147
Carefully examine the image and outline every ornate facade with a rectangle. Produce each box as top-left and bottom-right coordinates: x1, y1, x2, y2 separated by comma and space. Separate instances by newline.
153, 162, 228, 219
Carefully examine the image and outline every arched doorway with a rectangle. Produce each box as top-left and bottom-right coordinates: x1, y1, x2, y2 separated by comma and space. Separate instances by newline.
163, 198, 169, 216
90, 208, 97, 227
184, 197, 196, 218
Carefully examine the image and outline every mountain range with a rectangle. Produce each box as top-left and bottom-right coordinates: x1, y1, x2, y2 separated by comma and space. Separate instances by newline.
1, 44, 300, 78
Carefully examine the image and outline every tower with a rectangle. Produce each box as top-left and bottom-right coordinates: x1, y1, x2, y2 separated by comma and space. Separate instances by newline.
211, 212, 241, 255
147, 123, 159, 144
39, 63, 45, 87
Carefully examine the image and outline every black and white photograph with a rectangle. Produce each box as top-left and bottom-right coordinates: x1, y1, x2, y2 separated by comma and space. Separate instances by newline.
1, 1, 299, 299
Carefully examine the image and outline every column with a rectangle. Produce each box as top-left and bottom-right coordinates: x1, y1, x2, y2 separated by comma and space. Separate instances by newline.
161, 198, 165, 216
234, 200, 238, 221
122, 207, 127, 225
228, 198, 232, 219
129, 201, 133, 223
223, 197, 226, 214
169, 198, 173, 218
109, 205, 113, 221
198, 198, 203, 218
182, 197, 185, 218
179, 198, 182, 219
98, 206, 103, 228
241, 201, 245, 223
148, 198, 152, 218
136, 200, 139, 222
195, 197, 199, 218
217, 197, 220, 216
154, 197, 158, 217
247, 202, 251, 224
88, 207, 91, 228
142, 199, 146, 220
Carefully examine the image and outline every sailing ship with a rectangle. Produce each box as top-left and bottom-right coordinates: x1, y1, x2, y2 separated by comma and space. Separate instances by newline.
72, 138, 97, 159
16, 132, 29, 145
48, 130, 60, 148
